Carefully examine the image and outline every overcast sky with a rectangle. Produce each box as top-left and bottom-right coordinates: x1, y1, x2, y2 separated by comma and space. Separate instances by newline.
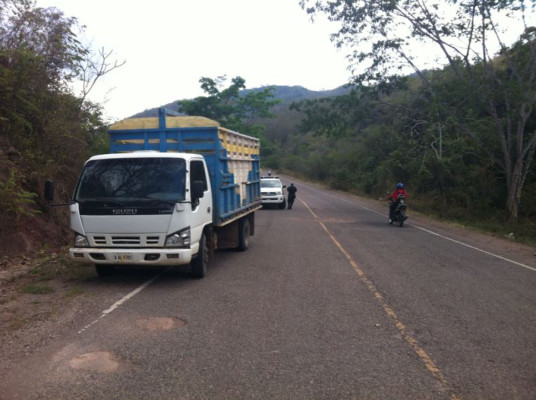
35, 0, 352, 122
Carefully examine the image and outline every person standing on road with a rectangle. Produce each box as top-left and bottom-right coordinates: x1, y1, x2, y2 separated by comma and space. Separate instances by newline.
287, 183, 297, 209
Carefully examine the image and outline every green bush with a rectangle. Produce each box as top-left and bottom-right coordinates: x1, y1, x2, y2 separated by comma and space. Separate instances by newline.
0, 167, 38, 219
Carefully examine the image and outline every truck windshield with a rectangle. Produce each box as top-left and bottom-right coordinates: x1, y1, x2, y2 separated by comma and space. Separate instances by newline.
74, 157, 186, 204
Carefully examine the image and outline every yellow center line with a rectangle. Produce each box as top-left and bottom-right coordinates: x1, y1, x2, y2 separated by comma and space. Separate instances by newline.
300, 198, 460, 400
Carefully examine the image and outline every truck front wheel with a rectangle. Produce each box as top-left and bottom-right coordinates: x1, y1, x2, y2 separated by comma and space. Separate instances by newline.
191, 232, 208, 278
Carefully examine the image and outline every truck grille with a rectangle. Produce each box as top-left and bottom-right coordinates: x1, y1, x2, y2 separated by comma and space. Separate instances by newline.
90, 234, 163, 247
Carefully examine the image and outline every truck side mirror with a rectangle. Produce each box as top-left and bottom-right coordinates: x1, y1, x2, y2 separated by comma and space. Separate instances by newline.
192, 180, 205, 202
44, 180, 54, 202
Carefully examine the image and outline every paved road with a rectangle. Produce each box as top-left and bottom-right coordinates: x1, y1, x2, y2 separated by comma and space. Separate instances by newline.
1, 177, 535, 399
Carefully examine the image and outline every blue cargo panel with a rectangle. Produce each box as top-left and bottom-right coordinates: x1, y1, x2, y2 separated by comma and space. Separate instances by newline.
108, 108, 261, 226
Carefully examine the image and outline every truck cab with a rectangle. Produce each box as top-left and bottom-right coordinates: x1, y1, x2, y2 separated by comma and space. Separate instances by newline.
68, 152, 212, 276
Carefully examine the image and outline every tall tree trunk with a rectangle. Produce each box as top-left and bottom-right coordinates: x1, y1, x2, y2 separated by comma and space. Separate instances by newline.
505, 159, 524, 223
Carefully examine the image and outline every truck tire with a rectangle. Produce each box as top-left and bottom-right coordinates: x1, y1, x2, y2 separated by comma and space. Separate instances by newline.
95, 264, 115, 277
238, 218, 250, 251
191, 232, 208, 278
278, 199, 286, 209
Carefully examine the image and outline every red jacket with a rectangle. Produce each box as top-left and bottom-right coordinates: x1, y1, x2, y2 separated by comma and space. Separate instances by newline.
389, 188, 408, 202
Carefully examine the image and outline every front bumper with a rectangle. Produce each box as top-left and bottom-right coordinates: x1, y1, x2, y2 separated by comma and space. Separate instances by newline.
69, 247, 194, 266
261, 195, 285, 204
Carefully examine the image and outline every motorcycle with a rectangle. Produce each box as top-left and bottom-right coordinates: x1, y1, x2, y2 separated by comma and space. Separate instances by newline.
389, 194, 408, 227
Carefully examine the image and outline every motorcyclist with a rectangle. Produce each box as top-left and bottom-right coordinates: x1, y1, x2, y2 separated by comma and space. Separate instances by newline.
388, 183, 408, 222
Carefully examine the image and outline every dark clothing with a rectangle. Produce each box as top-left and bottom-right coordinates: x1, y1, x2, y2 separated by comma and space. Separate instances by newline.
389, 202, 397, 219
287, 184, 297, 209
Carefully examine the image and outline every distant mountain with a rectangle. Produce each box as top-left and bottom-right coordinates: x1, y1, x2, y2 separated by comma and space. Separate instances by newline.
243, 85, 350, 102
130, 84, 350, 118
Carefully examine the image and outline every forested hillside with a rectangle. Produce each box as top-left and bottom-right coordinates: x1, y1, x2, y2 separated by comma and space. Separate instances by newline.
258, 71, 536, 241
131, 85, 350, 118
0, 1, 116, 258
265, 79, 536, 230
259, 0, 536, 242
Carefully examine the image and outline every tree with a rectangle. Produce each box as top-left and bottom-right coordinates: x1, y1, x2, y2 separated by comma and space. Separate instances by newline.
1, 0, 85, 86
301, 0, 536, 223
0, 0, 124, 113
77, 46, 125, 110
178, 75, 280, 137
0, 0, 122, 236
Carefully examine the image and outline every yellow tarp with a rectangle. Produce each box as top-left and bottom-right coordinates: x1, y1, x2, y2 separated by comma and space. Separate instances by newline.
110, 116, 220, 130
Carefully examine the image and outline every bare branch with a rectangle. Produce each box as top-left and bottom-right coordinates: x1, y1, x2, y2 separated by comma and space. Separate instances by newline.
78, 47, 126, 108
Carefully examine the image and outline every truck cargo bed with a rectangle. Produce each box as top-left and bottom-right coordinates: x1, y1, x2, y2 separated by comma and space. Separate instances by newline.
108, 109, 261, 226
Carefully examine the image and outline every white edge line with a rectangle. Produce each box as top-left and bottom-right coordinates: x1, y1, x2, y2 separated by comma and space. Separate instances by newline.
411, 224, 536, 272
77, 270, 165, 334
298, 182, 535, 272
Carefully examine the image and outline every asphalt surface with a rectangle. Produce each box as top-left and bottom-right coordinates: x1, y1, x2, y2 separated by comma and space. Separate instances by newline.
1, 177, 535, 399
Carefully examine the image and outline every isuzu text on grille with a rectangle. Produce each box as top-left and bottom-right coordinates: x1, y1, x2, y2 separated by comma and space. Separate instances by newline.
112, 209, 138, 215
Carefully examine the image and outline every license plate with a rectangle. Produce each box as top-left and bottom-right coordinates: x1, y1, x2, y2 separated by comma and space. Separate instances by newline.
114, 253, 133, 262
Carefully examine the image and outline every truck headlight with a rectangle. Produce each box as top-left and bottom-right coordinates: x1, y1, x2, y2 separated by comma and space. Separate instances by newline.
165, 228, 191, 248
74, 233, 90, 247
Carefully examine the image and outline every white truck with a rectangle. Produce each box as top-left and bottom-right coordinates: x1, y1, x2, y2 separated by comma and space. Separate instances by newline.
45, 108, 262, 278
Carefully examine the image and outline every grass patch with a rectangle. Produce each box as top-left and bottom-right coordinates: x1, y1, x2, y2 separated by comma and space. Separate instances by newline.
30, 250, 94, 282
408, 200, 536, 247
29, 266, 57, 281
64, 287, 84, 297
64, 265, 96, 281
22, 284, 54, 295
442, 217, 536, 247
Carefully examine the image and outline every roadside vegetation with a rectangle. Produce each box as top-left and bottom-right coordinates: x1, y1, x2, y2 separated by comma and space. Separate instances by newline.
262, 0, 536, 244
0, 0, 122, 257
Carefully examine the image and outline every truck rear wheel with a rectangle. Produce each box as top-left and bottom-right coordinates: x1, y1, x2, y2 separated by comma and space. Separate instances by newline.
191, 232, 208, 278
238, 218, 250, 251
